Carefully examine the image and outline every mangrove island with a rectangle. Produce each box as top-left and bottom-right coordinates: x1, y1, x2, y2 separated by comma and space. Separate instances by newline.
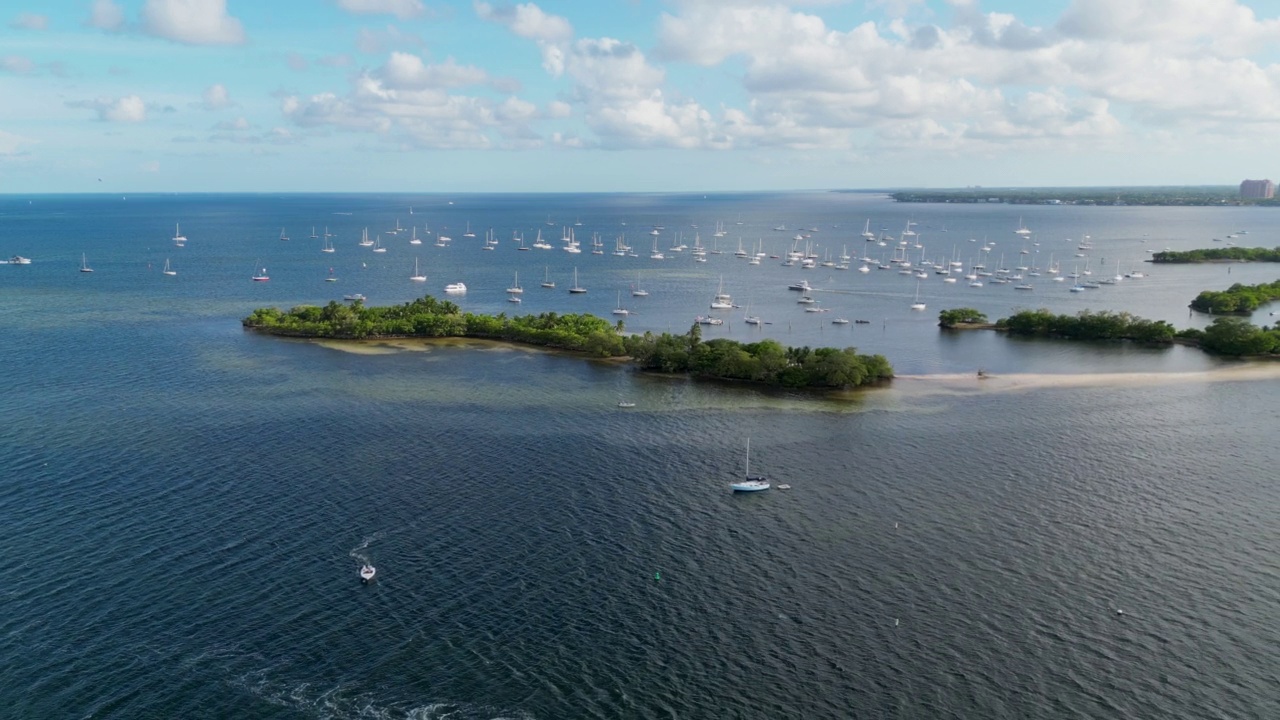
243, 295, 894, 390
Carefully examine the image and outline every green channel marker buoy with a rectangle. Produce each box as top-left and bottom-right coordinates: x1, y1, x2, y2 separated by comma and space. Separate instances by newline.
654, 571, 661, 581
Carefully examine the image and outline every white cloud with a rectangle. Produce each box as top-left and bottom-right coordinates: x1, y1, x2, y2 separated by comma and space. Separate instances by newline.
141, 0, 246, 45
645, 0, 1280, 156
380, 53, 489, 90
0, 128, 37, 156
87, 0, 124, 31
355, 25, 424, 54
10, 12, 49, 30
202, 83, 232, 110
71, 95, 149, 123
476, 2, 572, 75
336, 0, 424, 19
474, 2, 572, 43
1, 56, 35, 74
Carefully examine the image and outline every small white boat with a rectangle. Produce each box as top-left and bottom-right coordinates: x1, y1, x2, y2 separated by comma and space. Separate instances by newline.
80, 253, 94, 273
731, 438, 770, 492
344, 293, 366, 301
359, 564, 376, 583
162, 258, 177, 276
444, 282, 467, 294
172, 223, 187, 246
9, 255, 31, 264
540, 266, 555, 288
410, 257, 426, 282
251, 261, 269, 282
832, 317, 850, 325
617, 402, 636, 408
568, 267, 586, 294
279, 227, 289, 241
695, 315, 723, 325
506, 271, 523, 294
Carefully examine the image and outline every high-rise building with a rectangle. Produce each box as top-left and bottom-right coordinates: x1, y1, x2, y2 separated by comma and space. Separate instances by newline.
1240, 179, 1275, 199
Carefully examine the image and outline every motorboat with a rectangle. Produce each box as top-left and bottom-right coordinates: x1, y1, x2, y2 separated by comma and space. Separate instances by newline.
9, 256, 31, 264
359, 564, 376, 583
444, 282, 467, 294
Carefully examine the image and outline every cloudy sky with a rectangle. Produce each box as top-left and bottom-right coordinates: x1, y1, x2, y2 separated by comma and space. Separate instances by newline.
1, 0, 1278, 193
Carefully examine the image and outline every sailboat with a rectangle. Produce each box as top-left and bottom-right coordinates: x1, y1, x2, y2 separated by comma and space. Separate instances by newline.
310, 226, 319, 239
910, 281, 926, 310
251, 261, 269, 282
568, 267, 587, 294
1014, 217, 1032, 236
463, 221, 476, 238
506, 271, 523, 294
358, 228, 374, 247
79, 253, 93, 273
410, 257, 426, 282
409, 227, 421, 245
172, 223, 187, 246
612, 290, 629, 316
861, 218, 876, 240
540, 266, 555, 288
730, 438, 770, 492
372, 235, 386, 253
162, 258, 176, 276
631, 275, 649, 297
325, 267, 337, 282
279, 227, 289, 241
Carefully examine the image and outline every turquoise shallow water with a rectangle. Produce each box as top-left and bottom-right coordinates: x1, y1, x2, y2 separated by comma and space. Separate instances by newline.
1, 193, 1278, 718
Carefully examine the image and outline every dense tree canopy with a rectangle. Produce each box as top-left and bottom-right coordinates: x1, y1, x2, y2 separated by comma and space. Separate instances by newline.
245, 297, 894, 389
1189, 280, 1280, 314
994, 309, 1176, 343
937, 308, 989, 327
1197, 317, 1280, 356
1152, 247, 1280, 264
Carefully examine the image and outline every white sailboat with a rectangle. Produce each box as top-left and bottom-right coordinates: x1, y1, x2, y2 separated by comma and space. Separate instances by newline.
321, 235, 335, 253
162, 258, 176, 276
79, 253, 93, 273
506, 271, 523, 294
358, 228, 374, 247
568, 267, 587, 294
372, 235, 386, 253
410, 257, 426, 282
172, 223, 187, 246
910, 281, 926, 310
612, 290, 629, 316
730, 438, 770, 492
251, 261, 269, 281
540, 266, 555, 288
409, 227, 421, 245
279, 227, 289, 241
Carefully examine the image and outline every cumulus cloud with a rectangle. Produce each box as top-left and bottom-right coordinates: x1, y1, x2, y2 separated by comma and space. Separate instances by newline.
10, 12, 48, 30
1, 56, 36, 74
141, 0, 246, 45
279, 50, 564, 151
355, 25, 424, 54
378, 53, 488, 90
88, 0, 125, 31
70, 95, 149, 123
476, 1, 572, 75
202, 83, 232, 110
336, 0, 425, 19
0, 128, 37, 156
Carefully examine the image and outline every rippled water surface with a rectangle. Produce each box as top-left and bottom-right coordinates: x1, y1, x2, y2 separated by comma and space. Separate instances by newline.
1, 193, 1278, 718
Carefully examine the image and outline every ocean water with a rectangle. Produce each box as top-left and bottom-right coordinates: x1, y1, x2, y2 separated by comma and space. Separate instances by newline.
1, 193, 1278, 718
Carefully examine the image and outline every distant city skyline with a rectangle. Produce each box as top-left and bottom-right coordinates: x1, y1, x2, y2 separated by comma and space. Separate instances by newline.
1, 0, 1278, 193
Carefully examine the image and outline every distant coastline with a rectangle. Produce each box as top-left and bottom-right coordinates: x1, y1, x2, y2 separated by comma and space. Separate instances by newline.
887, 186, 1279, 207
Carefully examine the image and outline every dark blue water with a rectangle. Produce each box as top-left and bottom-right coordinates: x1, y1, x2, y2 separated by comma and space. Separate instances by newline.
1, 194, 1277, 718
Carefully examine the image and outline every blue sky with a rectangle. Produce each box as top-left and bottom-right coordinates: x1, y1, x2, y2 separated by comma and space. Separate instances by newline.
1, 0, 1278, 193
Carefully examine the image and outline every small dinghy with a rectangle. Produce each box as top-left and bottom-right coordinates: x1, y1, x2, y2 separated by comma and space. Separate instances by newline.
359, 564, 376, 583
